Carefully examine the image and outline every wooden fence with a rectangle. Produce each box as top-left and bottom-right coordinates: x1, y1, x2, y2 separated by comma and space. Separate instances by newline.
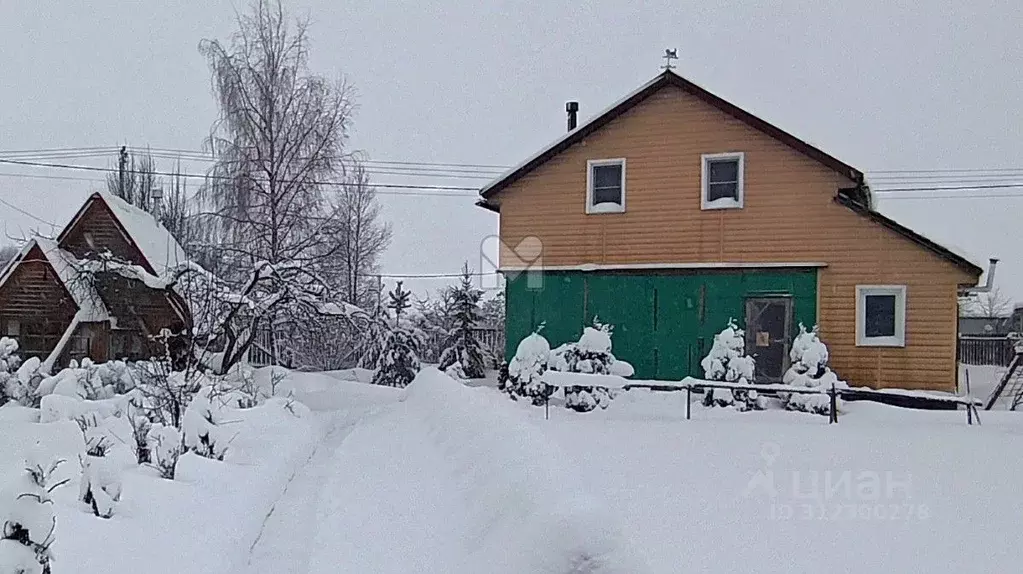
958, 336, 1015, 366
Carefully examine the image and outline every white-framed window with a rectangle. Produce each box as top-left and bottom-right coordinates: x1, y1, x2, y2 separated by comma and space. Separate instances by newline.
856, 285, 907, 347
701, 152, 745, 210
586, 158, 626, 214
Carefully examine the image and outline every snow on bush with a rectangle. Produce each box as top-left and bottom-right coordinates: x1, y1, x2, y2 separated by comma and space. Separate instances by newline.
182, 386, 233, 460
371, 328, 421, 388
498, 331, 555, 406
0, 456, 68, 574
700, 320, 761, 411
402, 368, 649, 574
549, 320, 633, 412
78, 454, 121, 519
4, 357, 43, 408
443, 361, 467, 380
782, 324, 847, 415
0, 338, 21, 407
146, 424, 182, 479
34, 359, 135, 402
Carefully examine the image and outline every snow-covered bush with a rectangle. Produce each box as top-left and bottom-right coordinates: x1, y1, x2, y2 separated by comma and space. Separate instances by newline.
34, 359, 136, 402
371, 328, 421, 388
0, 457, 67, 574
129, 361, 203, 429
700, 320, 761, 411
498, 331, 554, 406
782, 324, 847, 415
4, 357, 43, 408
78, 454, 121, 520
182, 386, 232, 460
443, 361, 467, 380
0, 338, 21, 406
437, 266, 487, 379
549, 320, 634, 412
146, 424, 182, 480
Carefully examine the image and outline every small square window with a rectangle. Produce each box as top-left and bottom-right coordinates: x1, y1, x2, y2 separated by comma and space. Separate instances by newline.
856, 285, 906, 347
586, 159, 626, 214
701, 152, 745, 210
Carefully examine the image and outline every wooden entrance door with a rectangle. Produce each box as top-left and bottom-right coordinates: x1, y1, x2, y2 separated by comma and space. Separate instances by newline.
745, 297, 793, 383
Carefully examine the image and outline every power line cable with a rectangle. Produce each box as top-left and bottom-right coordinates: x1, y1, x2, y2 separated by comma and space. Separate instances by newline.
0, 157, 483, 194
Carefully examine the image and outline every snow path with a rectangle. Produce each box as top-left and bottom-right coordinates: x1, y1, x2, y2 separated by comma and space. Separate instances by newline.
243, 404, 390, 574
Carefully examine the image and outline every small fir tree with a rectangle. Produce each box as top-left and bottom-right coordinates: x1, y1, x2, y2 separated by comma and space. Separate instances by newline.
371, 328, 422, 388
549, 319, 634, 412
438, 265, 487, 379
700, 319, 761, 411
498, 328, 554, 406
782, 324, 847, 415
387, 281, 412, 327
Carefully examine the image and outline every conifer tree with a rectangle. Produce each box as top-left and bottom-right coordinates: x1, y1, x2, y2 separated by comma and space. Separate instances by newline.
438, 265, 486, 379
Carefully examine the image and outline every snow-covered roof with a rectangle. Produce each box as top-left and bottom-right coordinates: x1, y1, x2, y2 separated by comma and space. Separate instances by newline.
95, 191, 189, 277
35, 237, 110, 322
0, 237, 110, 322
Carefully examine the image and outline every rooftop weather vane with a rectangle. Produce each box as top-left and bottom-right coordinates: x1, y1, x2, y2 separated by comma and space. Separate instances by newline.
662, 48, 678, 71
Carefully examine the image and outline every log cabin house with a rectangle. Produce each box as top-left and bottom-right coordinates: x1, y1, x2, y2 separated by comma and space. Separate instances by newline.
478, 70, 989, 392
0, 191, 191, 369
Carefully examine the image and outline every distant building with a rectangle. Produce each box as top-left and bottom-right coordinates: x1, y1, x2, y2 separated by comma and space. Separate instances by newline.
958, 316, 1014, 337
0, 192, 191, 369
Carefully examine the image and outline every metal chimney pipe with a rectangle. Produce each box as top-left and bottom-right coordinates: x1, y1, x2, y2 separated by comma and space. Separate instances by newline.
566, 101, 579, 131
963, 258, 999, 294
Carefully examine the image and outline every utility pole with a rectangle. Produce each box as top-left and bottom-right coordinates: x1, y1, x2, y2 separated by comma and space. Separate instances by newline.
117, 145, 128, 198
376, 274, 383, 315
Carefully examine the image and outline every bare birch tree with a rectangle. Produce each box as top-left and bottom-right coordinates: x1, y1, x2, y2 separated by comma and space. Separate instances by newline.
197, 0, 355, 278
325, 162, 392, 308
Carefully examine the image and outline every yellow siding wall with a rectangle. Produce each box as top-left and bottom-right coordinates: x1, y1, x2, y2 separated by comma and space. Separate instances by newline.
494, 86, 977, 391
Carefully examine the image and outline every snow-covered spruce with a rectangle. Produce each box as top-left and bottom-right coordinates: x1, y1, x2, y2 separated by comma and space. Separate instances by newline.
782, 324, 847, 415
498, 331, 554, 406
0, 457, 68, 574
700, 320, 762, 411
371, 328, 422, 388
146, 423, 183, 479
182, 386, 231, 460
549, 320, 634, 412
437, 266, 487, 379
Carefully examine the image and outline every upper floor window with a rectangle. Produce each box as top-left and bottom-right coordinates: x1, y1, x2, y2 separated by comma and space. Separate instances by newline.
586, 158, 626, 214
701, 152, 745, 210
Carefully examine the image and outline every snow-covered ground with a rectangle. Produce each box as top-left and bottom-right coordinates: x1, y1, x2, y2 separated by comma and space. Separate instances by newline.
3, 366, 1021, 573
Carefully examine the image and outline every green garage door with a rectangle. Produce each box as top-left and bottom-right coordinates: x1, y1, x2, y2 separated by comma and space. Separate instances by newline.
505, 268, 817, 380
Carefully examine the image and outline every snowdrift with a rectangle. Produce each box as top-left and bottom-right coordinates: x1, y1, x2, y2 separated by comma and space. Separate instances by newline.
403, 368, 649, 574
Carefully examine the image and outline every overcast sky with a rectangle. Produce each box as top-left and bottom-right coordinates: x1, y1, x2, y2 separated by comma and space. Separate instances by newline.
1, 0, 1021, 302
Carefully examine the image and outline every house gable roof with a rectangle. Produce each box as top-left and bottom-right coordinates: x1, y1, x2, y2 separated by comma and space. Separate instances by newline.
0, 238, 110, 322
56, 191, 188, 278
477, 70, 983, 278
478, 70, 864, 202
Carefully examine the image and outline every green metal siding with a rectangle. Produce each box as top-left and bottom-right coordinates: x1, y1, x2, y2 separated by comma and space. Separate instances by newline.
505, 268, 817, 380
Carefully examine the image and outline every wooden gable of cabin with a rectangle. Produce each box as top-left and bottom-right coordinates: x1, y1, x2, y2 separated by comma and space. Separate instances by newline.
59, 196, 153, 273
0, 244, 78, 359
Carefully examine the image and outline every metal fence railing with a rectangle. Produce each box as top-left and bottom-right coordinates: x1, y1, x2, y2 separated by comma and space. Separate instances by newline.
958, 336, 1015, 366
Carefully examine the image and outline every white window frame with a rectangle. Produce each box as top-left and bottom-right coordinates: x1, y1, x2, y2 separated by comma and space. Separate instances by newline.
701, 152, 745, 210
856, 285, 907, 347
586, 158, 627, 214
